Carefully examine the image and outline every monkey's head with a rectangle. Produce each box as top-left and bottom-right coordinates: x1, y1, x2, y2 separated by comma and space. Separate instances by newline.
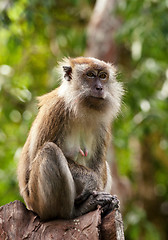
58, 57, 123, 119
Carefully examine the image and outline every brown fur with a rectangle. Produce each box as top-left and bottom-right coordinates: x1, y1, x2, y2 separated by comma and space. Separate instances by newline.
17, 57, 123, 220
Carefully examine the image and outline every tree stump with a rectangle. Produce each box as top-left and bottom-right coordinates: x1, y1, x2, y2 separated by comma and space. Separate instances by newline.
0, 201, 124, 240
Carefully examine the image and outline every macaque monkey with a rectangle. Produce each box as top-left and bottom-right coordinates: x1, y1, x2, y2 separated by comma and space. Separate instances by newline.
18, 57, 123, 220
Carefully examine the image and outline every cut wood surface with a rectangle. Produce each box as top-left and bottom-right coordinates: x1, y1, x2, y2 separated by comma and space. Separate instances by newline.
0, 201, 124, 240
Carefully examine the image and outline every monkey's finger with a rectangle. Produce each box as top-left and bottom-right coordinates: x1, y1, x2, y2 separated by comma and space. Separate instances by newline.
93, 193, 119, 206
101, 203, 116, 217
92, 191, 114, 198
93, 196, 113, 205
92, 190, 113, 195
110, 196, 120, 209
95, 196, 114, 204
92, 192, 119, 206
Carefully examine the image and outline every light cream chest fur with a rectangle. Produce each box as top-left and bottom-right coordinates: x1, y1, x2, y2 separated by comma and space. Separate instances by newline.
63, 124, 96, 166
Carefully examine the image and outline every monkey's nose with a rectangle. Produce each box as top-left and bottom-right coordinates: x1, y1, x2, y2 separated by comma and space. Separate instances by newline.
92, 83, 104, 98
96, 86, 103, 91
95, 83, 103, 91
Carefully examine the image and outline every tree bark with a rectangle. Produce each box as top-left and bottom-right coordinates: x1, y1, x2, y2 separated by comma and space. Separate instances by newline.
85, 0, 120, 63
0, 201, 124, 240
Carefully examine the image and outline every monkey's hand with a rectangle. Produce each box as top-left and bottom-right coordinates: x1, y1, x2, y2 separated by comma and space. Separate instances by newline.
92, 191, 119, 216
92, 191, 119, 215
74, 191, 119, 217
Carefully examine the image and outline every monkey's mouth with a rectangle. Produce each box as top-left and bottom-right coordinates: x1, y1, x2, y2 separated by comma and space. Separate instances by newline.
89, 90, 105, 100
90, 95, 105, 100
80, 94, 108, 111
89, 93, 105, 100
85, 91, 106, 104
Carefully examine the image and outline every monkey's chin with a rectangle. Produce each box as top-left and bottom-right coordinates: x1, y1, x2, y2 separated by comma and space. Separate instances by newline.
82, 96, 108, 111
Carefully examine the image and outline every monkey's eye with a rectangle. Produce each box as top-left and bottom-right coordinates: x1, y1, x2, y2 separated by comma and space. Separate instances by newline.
86, 72, 96, 78
99, 72, 107, 79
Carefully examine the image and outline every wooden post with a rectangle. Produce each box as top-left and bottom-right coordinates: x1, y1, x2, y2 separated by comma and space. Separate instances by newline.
0, 201, 124, 239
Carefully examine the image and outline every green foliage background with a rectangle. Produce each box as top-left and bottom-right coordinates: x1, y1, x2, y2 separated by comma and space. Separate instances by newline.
0, 0, 168, 239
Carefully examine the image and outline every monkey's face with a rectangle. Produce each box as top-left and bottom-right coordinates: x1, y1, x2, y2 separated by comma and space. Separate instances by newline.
59, 57, 123, 114
71, 59, 119, 111
74, 66, 111, 110
82, 68, 108, 99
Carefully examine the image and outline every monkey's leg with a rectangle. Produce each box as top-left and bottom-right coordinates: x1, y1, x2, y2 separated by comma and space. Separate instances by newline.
27, 142, 76, 220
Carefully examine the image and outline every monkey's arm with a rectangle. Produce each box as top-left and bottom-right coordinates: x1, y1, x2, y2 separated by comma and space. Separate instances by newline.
68, 158, 118, 217
68, 150, 111, 205
72, 129, 111, 202
69, 159, 119, 217
67, 159, 100, 201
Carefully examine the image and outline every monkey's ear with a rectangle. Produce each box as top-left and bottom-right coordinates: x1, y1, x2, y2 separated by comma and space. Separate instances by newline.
63, 66, 72, 81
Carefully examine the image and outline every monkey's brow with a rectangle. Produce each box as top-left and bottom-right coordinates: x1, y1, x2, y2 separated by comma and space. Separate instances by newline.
87, 66, 107, 72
